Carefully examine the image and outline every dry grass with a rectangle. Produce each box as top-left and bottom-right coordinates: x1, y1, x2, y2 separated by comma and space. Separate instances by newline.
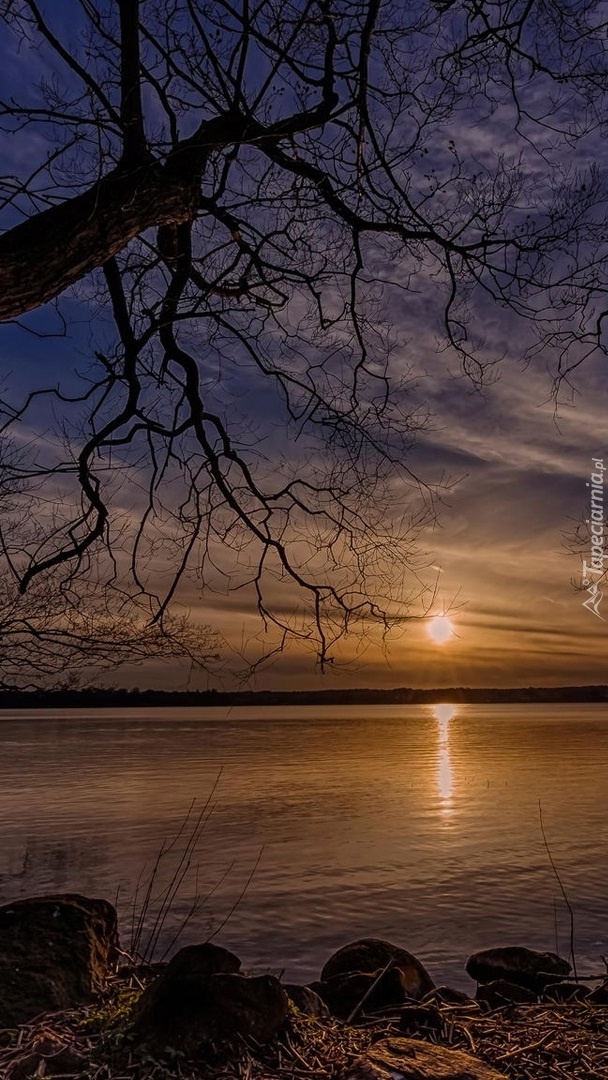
2, 979, 608, 1080
449, 1002, 608, 1079
0, 1000, 373, 1080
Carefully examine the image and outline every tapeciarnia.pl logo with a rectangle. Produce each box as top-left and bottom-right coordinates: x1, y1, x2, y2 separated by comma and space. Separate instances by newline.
581, 457, 605, 620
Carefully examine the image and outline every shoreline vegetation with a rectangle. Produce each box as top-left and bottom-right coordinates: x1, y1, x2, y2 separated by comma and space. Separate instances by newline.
1, 896, 608, 1080
1, 684, 608, 710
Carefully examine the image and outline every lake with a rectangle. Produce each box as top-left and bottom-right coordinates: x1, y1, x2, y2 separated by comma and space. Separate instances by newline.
1, 703, 607, 990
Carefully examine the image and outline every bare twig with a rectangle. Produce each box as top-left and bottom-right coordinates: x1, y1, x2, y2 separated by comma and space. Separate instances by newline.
539, 801, 578, 981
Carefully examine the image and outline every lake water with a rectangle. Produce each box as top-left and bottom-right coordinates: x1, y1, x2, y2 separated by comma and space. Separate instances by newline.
1, 703, 607, 991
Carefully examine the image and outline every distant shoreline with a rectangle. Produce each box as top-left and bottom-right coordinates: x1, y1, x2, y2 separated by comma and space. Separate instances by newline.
1, 684, 607, 709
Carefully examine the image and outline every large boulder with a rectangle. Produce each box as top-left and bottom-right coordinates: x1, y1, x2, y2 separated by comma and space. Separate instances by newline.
465, 947, 570, 992
344, 1036, 509, 1080
321, 939, 434, 999
0, 894, 118, 1028
131, 956, 289, 1057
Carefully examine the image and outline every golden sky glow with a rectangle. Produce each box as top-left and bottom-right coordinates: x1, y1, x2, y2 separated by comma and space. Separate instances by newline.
157, 360, 605, 693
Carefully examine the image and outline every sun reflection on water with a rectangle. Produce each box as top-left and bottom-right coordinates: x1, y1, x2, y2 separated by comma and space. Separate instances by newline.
432, 704, 456, 812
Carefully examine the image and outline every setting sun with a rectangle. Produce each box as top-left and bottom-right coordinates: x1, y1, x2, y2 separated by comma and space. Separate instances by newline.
427, 615, 455, 644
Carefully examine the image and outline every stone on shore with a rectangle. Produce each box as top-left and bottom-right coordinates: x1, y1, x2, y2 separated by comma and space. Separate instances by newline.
284, 983, 329, 1017
543, 981, 590, 1003
424, 985, 477, 1006
321, 938, 434, 999
588, 980, 608, 1005
130, 966, 289, 1056
0, 894, 118, 1028
148, 942, 241, 983
466, 946, 570, 992
129, 941, 244, 1053
475, 979, 537, 1010
399, 1002, 443, 1034
344, 1036, 509, 1080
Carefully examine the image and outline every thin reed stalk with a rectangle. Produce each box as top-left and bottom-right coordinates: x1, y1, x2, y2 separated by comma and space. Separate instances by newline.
539, 800, 578, 980
126, 769, 263, 964
129, 771, 222, 962
206, 846, 265, 943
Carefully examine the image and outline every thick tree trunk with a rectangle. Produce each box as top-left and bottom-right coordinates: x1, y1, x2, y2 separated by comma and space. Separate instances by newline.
0, 159, 199, 321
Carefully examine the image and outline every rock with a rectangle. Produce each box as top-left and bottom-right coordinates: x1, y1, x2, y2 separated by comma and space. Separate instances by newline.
284, 983, 329, 1017
0, 894, 118, 1028
588, 980, 608, 1005
344, 1036, 509, 1080
130, 942, 241, 1033
543, 981, 590, 1003
158, 942, 241, 980
311, 967, 412, 1020
424, 986, 477, 1006
466, 947, 570, 992
475, 980, 536, 1010
131, 970, 289, 1056
399, 1003, 443, 1034
321, 939, 434, 999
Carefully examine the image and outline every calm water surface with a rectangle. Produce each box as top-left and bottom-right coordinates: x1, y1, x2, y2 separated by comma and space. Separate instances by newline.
1, 704, 607, 989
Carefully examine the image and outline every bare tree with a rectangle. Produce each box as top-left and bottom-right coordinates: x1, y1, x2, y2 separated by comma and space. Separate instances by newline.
0, 439, 219, 689
0, 571, 219, 691
0, 0, 606, 675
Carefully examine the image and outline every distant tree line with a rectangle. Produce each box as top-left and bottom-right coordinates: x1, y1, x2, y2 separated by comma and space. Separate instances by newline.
1, 685, 607, 709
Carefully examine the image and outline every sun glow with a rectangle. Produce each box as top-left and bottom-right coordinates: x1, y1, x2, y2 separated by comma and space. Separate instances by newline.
427, 615, 455, 644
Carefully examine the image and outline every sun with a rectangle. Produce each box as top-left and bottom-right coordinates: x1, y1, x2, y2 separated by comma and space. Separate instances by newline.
427, 615, 455, 644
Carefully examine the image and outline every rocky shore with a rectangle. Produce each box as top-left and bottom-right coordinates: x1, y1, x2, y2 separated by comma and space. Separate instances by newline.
1, 894, 607, 1079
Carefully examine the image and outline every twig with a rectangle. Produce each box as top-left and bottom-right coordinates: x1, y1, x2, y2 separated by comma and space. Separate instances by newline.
206, 846, 265, 942
539, 801, 578, 981
495, 1029, 554, 1060
129, 770, 223, 962
346, 958, 395, 1024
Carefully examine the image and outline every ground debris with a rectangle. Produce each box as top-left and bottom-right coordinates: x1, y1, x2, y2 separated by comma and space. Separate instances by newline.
447, 1002, 608, 1079
1, 982, 608, 1080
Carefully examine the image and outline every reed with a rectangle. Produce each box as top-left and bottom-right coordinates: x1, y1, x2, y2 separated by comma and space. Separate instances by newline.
128, 773, 224, 963
126, 770, 264, 964
538, 801, 578, 980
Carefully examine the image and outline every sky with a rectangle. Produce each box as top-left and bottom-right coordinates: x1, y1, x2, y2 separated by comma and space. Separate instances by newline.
183, 357, 607, 691
0, 1, 607, 692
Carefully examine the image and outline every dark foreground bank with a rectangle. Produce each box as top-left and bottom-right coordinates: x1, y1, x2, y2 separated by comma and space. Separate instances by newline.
1, 895, 607, 1080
